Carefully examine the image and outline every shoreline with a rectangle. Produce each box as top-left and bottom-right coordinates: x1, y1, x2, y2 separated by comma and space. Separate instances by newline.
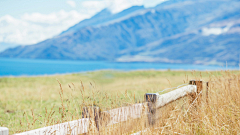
1, 58, 239, 78
1, 69, 239, 78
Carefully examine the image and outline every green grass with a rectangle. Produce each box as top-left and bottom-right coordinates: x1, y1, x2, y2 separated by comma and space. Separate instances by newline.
0, 70, 236, 134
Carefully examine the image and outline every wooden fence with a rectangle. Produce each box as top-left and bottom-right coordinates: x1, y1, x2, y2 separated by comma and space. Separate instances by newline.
1, 80, 203, 135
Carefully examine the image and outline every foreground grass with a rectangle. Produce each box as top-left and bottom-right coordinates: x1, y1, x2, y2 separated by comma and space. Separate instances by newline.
0, 70, 238, 134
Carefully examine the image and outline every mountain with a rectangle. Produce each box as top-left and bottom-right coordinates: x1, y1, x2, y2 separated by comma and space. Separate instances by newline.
60, 6, 145, 35
1, 0, 240, 66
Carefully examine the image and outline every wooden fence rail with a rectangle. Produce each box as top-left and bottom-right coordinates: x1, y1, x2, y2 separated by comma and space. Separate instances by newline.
145, 85, 197, 108
1, 80, 202, 135
145, 85, 197, 125
15, 119, 89, 135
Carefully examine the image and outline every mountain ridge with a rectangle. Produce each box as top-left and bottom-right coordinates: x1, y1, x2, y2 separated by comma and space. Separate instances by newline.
60, 5, 145, 36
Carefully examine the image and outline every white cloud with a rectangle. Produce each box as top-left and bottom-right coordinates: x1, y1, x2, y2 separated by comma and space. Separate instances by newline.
80, 1, 109, 15
0, 0, 167, 45
21, 10, 85, 25
0, 11, 90, 45
143, 0, 167, 8
80, 0, 144, 14
66, 0, 76, 8
80, 0, 166, 14
108, 0, 143, 13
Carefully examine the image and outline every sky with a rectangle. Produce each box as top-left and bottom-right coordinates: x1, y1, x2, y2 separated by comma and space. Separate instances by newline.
0, 0, 166, 45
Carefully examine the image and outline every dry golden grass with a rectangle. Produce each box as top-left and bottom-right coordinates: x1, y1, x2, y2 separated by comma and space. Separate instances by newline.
0, 70, 239, 134
94, 70, 240, 135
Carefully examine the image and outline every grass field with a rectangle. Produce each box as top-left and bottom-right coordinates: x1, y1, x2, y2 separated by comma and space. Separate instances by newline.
0, 70, 239, 134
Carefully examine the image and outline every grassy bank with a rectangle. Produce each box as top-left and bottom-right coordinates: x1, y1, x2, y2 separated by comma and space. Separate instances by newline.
0, 70, 238, 134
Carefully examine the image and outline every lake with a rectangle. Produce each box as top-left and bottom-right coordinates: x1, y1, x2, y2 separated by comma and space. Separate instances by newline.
0, 58, 237, 76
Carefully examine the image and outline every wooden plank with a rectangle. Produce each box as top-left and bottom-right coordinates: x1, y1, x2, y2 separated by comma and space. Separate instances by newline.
145, 85, 197, 125
148, 85, 197, 109
0, 127, 8, 135
105, 103, 144, 125
14, 119, 89, 135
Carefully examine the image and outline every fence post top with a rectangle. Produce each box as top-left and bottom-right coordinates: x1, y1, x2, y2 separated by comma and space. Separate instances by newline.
189, 80, 203, 85
0, 127, 8, 135
0, 127, 8, 130
145, 93, 160, 95
189, 80, 203, 82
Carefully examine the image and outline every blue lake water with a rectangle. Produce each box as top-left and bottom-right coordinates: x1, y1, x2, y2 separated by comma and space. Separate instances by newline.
0, 58, 238, 76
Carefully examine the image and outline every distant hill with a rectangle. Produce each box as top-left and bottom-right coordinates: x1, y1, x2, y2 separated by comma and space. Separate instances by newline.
1, 0, 240, 66
0, 42, 18, 52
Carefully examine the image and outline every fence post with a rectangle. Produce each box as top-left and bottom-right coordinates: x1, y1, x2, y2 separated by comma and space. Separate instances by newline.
206, 82, 209, 105
82, 106, 101, 131
145, 93, 158, 126
0, 127, 8, 135
189, 80, 203, 104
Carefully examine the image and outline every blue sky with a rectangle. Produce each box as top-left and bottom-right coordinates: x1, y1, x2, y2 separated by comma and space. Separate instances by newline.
0, 0, 166, 45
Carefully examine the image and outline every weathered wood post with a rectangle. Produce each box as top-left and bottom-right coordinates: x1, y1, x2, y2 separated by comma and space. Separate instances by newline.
0, 127, 8, 135
82, 106, 101, 131
145, 93, 158, 126
206, 82, 209, 105
189, 80, 203, 104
